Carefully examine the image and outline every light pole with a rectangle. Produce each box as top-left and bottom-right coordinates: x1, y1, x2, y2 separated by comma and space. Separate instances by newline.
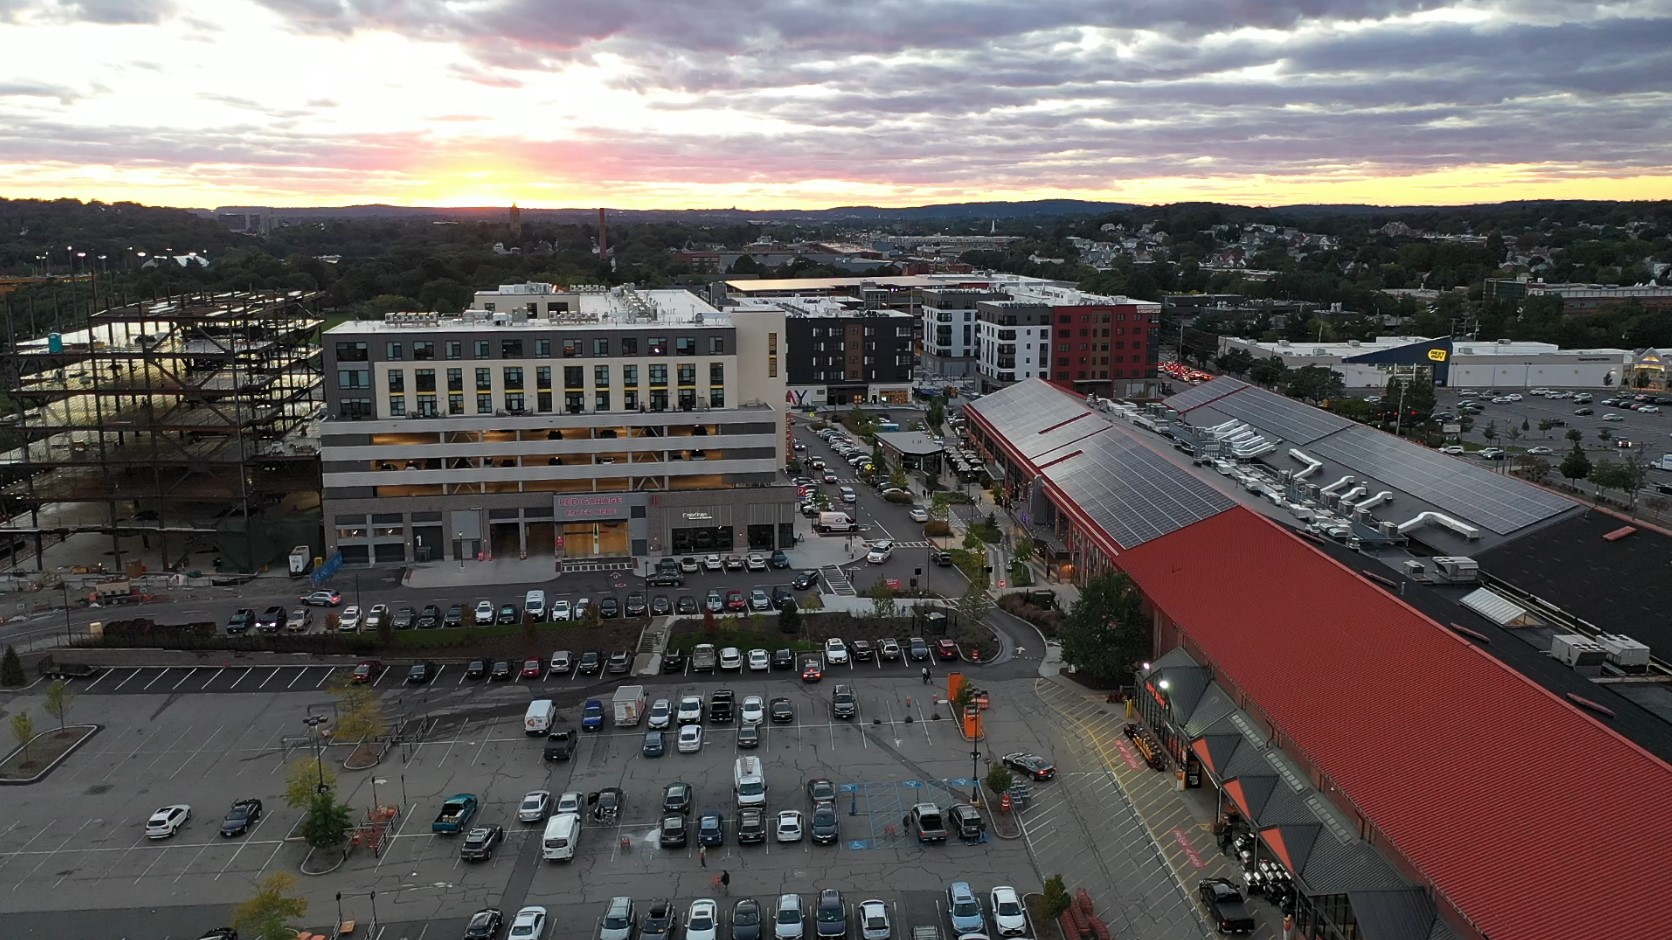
60, 581, 73, 643
372, 776, 385, 812
969, 708, 983, 803
457, 531, 465, 568
303, 715, 329, 793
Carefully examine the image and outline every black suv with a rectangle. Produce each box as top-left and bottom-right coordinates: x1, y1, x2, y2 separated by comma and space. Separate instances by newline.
640, 900, 679, 940
443, 605, 464, 628
226, 608, 255, 635
578, 651, 602, 675
771, 585, 796, 610
625, 593, 648, 617
708, 690, 735, 724
417, 604, 441, 629
851, 639, 874, 661
465, 660, 487, 680
662, 781, 693, 814
736, 807, 767, 844
598, 596, 620, 619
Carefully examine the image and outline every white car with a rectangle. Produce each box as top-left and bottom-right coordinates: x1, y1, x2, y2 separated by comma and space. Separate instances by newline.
145, 804, 191, 839
1603, 413, 1624, 421
677, 723, 704, 753
704, 554, 724, 571
1526, 446, 1554, 456
990, 887, 1027, 937
549, 650, 573, 674
1506, 393, 1523, 401
556, 791, 583, 816
748, 648, 771, 671
775, 810, 804, 842
1491, 396, 1514, 403
687, 900, 720, 940
518, 789, 552, 823
677, 695, 704, 724
866, 541, 893, 564
510, 905, 549, 940
822, 471, 839, 483
1641, 405, 1662, 414
338, 606, 361, 632
741, 694, 765, 725
775, 894, 806, 940
746, 553, 768, 571
473, 600, 495, 625
1438, 445, 1466, 455
824, 637, 850, 665
719, 647, 743, 671
908, 508, 929, 523
550, 599, 572, 622
648, 698, 673, 729
859, 899, 892, 940
367, 603, 389, 628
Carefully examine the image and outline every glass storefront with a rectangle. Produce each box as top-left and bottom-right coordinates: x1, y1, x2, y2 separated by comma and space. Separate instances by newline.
670, 525, 734, 553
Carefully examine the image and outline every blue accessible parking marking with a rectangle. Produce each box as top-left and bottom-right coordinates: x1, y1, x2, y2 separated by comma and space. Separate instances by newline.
847, 839, 872, 850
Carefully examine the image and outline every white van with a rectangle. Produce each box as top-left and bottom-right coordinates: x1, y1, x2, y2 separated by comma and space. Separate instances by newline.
524, 699, 557, 736
542, 812, 580, 861
734, 756, 767, 807
816, 511, 856, 534
524, 590, 546, 620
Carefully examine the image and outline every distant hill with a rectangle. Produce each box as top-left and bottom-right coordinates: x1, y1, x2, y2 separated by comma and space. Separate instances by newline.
208, 199, 1142, 223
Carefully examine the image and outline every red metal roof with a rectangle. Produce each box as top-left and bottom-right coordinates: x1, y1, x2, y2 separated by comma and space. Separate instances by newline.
1118, 507, 1672, 940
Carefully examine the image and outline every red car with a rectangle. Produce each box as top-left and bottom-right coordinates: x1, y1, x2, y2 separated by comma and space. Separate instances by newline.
520, 658, 544, 680
350, 660, 384, 684
725, 589, 748, 612
800, 658, 824, 683
935, 639, 960, 661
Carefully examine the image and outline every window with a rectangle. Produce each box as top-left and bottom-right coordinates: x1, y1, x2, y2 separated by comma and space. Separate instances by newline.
506, 393, 525, 412
594, 390, 611, 411
335, 341, 368, 362
337, 369, 369, 389
675, 336, 696, 356
708, 335, 724, 354
769, 356, 778, 378
475, 368, 492, 391
536, 366, 551, 390
537, 391, 552, 412
477, 393, 494, 414
621, 337, 639, 356
415, 369, 436, 393
648, 336, 668, 355
564, 366, 584, 389
338, 398, 372, 419
388, 396, 405, 416
709, 386, 725, 408
534, 339, 551, 358
624, 389, 640, 410
677, 363, 695, 386
417, 395, 437, 416
562, 338, 581, 358
594, 365, 610, 387
623, 364, 639, 387
413, 341, 434, 360
768, 332, 778, 377
593, 338, 609, 356
709, 362, 725, 386
501, 339, 522, 358
447, 368, 463, 392
565, 391, 584, 413
446, 341, 462, 360
649, 389, 669, 411
386, 370, 405, 393
448, 392, 464, 414
474, 340, 490, 358
504, 367, 524, 391
385, 342, 403, 360
649, 364, 668, 387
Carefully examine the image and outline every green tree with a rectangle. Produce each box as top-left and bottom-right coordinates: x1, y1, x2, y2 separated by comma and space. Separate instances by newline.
0, 645, 24, 687
1517, 456, 1552, 485
333, 683, 387, 742
43, 679, 72, 731
1559, 444, 1592, 483
1538, 419, 1554, 438
959, 579, 995, 628
1013, 537, 1035, 564
1590, 459, 1633, 500
869, 583, 898, 623
889, 466, 910, 491
778, 602, 801, 635
1042, 875, 1071, 918
1597, 427, 1614, 444
926, 398, 946, 431
300, 790, 354, 850
11, 711, 35, 765
984, 762, 1015, 796
1521, 417, 1531, 434
232, 872, 308, 940
1565, 428, 1584, 445
1283, 365, 1345, 404
1481, 420, 1499, 445
284, 755, 338, 808
1247, 356, 1288, 387
1059, 571, 1148, 683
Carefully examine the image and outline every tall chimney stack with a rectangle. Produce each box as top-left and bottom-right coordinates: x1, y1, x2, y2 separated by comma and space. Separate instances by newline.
598, 208, 608, 258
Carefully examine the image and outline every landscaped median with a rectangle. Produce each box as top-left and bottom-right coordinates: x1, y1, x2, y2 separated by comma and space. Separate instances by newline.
0, 724, 100, 785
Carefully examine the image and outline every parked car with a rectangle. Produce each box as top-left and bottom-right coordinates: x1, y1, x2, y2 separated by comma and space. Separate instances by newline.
146, 804, 191, 839
219, 798, 263, 837
792, 569, 821, 591
300, 590, 341, 607
1003, 751, 1057, 780
824, 637, 850, 664
946, 882, 984, 935
1198, 878, 1256, 934
814, 889, 847, 940
775, 810, 804, 842
990, 887, 1027, 937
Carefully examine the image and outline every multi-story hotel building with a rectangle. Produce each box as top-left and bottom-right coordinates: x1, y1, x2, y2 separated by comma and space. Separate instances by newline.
775, 297, 916, 408
319, 285, 796, 566
975, 298, 1054, 391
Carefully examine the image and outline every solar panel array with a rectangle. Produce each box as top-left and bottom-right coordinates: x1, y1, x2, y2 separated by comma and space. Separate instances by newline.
1308, 425, 1574, 535
968, 380, 1084, 441
1165, 377, 1248, 413
1043, 432, 1236, 550
1019, 412, 1106, 461
1209, 387, 1352, 445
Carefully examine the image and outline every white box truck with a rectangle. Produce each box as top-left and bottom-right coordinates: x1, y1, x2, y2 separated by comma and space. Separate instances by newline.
287, 545, 313, 577
612, 685, 646, 727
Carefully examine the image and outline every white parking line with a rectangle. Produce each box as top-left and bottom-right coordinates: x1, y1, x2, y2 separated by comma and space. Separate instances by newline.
30, 820, 99, 891
287, 667, 310, 690
84, 669, 113, 690
0, 819, 55, 878
114, 669, 144, 691
228, 667, 253, 690
142, 668, 169, 691
315, 667, 336, 689
258, 667, 281, 689
432, 664, 446, 683
171, 725, 226, 780
142, 724, 197, 772
171, 667, 199, 690
133, 841, 176, 884
198, 667, 223, 690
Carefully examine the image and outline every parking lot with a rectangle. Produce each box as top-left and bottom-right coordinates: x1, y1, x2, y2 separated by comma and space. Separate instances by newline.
1436, 387, 1672, 459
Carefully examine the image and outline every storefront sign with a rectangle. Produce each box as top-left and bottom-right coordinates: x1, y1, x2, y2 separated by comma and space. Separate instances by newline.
682, 511, 713, 521
555, 495, 628, 521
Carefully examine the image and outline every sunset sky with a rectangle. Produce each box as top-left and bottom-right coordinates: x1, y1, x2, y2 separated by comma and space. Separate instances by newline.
2, 0, 1669, 210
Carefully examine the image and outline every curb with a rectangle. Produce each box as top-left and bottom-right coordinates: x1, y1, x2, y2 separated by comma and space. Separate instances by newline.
298, 845, 347, 876
987, 798, 1024, 841
0, 724, 102, 785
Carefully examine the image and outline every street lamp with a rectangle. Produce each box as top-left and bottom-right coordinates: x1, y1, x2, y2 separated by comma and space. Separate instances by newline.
457, 531, 465, 568
303, 715, 329, 793
60, 581, 73, 643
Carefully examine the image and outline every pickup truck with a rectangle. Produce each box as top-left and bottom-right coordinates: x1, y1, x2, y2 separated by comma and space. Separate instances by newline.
690, 643, 717, 672
1197, 878, 1256, 934
432, 794, 480, 834
544, 730, 575, 762
707, 689, 735, 724
909, 802, 947, 843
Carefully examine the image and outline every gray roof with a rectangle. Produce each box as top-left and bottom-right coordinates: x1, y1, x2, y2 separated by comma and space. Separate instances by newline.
874, 431, 943, 456
1348, 888, 1441, 940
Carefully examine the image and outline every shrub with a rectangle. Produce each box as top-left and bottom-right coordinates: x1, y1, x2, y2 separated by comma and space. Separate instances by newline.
1042, 875, 1071, 918
0, 645, 24, 687
998, 593, 1064, 636
985, 763, 1014, 795
922, 520, 952, 537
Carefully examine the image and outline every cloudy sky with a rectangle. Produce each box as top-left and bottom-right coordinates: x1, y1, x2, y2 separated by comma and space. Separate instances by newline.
2, 0, 1669, 209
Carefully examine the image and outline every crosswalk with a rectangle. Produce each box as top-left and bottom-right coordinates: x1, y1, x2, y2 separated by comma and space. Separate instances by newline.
821, 564, 857, 596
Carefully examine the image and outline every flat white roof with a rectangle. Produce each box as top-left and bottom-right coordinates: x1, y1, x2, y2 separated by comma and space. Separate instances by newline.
329, 288, 729, 334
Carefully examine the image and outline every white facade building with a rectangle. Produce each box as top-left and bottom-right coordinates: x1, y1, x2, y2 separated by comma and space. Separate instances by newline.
1217, 335, 1631, 389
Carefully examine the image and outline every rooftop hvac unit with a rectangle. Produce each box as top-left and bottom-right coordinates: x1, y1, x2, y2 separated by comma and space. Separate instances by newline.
1381, 522, 1401, 538
1550, 634, 1607, 675
1431, 556, 1480, 584
1594, 634, 1651, 673
1401, 559, 1425, 577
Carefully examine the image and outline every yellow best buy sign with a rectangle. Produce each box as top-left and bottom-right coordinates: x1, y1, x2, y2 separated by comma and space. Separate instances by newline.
1427, 348, 1449, 362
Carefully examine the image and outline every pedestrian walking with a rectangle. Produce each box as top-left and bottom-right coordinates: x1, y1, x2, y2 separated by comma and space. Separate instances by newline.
721, 870, 731, 895
922, 666, 931, 685
699, 845, 708, 867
